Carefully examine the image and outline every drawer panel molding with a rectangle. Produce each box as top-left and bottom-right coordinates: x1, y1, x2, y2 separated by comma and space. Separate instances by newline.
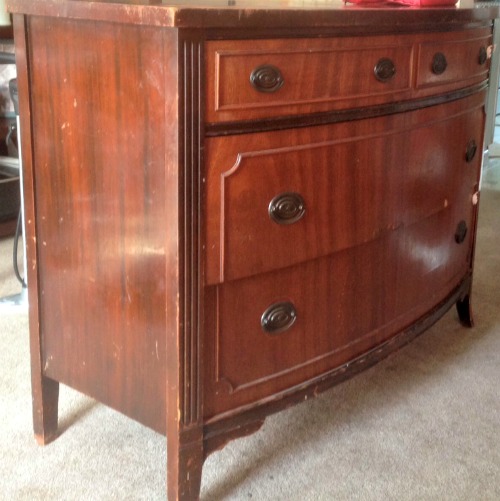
205, 91, 486, 285
206, 27, 491, 124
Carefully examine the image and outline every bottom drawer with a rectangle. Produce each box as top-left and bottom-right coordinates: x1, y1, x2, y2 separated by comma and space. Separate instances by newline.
204, 205, 473, 418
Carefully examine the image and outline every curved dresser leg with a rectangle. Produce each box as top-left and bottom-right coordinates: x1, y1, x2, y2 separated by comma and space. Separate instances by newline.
456, 294, 474, 328
32, 375, 59, 445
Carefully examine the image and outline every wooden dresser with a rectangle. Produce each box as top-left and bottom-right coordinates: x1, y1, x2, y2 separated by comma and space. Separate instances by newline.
7, 1, 499, 499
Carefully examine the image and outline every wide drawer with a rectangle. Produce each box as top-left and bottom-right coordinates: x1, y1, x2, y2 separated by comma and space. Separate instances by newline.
205, 28, 491, 124
204, 91, 485, 285
204, 201, 473, 416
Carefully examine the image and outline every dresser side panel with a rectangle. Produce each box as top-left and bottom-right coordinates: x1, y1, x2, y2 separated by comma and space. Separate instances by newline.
27, 16, 172, 433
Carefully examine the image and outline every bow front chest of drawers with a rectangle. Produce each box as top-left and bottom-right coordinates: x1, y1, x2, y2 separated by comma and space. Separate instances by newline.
7, 0, 499, 499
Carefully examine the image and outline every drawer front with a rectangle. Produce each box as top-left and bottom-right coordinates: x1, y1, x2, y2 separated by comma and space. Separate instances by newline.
205, 28, 491, 123
416, 35, 490, 89
204, 201, 473, 416
205, 91, 485, 285
206, 36, 412, 122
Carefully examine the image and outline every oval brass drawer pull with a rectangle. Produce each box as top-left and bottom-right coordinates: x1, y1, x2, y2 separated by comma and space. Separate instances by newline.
478, 46, 488, 65
465, 139, 477, 163
268, 192, 306, 225
432, 52, 447, 75
455, 220, 468, 244
261, 301, 297, 334
374, 58, 396, 82
250, 64, 284, 93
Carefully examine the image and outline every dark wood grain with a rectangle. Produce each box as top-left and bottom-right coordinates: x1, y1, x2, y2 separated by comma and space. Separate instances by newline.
205, 91, 484, 285
26, 16, 169, 434
202, 272, 472, 447
165, 30, 206, 501
205, 82, 488, 136
205, 28, 490, 123
12, 13, 61, 445
9, 2, 493, 499
6, 0, 500, 31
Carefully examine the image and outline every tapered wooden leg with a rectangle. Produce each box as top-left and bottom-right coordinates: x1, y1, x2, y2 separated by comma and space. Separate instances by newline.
456, 294, 474, 328
32, 374, 59, 445
167, 431, 204, 501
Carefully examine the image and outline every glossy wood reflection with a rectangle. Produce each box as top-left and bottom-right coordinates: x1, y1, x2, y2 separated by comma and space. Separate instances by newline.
9, 1, 494, 499
29, 17, 168, 433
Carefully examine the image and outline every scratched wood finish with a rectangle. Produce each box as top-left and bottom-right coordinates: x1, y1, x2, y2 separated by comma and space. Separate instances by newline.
12, 15, 61, 445
8, 0, 497, 499
7, 0, 500, 31
26, 16, 169, 433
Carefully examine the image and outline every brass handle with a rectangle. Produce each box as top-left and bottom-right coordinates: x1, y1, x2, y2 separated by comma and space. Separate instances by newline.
478, 46, 488, 65
250, 65, 284, 93
374, 58, 396, 82
432, 52, 447, 75
269, 192, 306, 225
261, 301, 297, 334
465, 140, 477, 163
455, 221, 468, 244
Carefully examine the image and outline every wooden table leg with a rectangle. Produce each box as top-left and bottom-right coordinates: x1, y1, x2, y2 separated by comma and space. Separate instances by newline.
32, 373, 59, 445
167, 432, 204, 501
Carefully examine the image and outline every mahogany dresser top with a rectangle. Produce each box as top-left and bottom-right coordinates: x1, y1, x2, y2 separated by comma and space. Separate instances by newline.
7, 0, 500, 29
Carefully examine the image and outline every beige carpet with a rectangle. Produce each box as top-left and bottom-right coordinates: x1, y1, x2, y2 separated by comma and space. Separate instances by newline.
0, 166, 499, 500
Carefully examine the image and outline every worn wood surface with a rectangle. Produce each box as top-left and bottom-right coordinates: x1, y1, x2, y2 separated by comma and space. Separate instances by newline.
6, 0, 500, 30
9, 2, 495, 498
25, 16, 169, 434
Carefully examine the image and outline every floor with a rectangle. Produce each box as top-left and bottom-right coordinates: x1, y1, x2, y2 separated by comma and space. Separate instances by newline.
483, 155, 500, 190
484, 118, 500, 190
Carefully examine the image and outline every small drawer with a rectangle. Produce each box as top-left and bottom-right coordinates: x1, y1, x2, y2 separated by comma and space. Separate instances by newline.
205, 36, 413, 123
416, 32, 490, 90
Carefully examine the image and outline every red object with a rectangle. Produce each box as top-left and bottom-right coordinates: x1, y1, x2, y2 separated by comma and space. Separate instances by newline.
388, 0, 457, 5
346, 0, 385, 3
347, 0, 457, 4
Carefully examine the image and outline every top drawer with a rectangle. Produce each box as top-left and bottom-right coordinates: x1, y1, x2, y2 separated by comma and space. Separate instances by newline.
416, 35, 491, 89
205, 27, 491, 124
